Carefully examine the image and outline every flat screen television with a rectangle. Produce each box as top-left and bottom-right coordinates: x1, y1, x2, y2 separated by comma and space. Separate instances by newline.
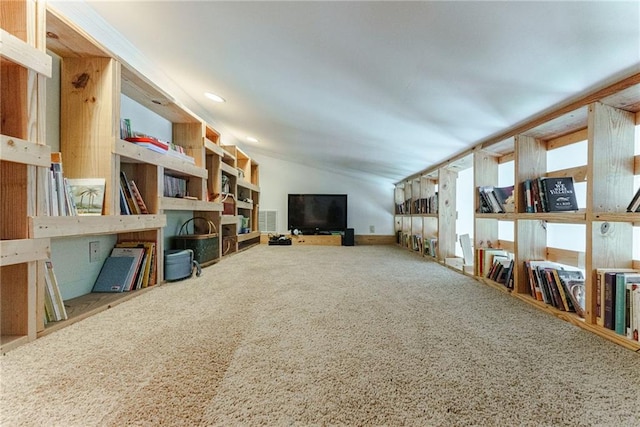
288, 194, 347, 234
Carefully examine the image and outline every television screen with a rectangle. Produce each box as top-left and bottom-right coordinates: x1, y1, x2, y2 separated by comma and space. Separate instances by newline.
288, 194, 347, 233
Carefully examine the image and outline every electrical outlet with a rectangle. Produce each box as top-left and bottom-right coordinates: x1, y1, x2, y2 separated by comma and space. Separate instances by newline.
369, 225, 375, 233
89, 241, 100, 263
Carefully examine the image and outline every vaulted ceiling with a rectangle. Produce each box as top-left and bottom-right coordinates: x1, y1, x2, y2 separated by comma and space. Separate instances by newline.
55, 1, 640, 183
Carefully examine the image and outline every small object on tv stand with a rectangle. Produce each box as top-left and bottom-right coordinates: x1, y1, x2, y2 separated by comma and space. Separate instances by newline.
268, 234, 292, 246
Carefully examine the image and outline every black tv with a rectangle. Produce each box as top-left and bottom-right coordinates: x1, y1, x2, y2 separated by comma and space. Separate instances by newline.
288, 194, 347, 234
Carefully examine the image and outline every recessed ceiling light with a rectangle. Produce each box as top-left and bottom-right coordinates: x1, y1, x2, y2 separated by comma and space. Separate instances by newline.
246, 136, 259, 143
204, 92, 225, 103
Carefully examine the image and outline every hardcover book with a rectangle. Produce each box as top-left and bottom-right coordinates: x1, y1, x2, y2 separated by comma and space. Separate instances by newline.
542, 177, 578, 212
92, 256, 137, 293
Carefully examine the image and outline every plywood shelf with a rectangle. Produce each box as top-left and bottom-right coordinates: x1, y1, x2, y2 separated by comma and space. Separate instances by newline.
237, 178, 259, 192
0, 28, 52, 76
0, 135, 51, 166
115, 139, 207, 179
30, 215, 166, 239
237, 231, 260, 243
38, 286, 156, 338
0, 238, 50, 266
160, 197, 222, 212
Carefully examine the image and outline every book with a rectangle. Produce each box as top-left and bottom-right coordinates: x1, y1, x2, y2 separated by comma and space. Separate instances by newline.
44, 260, 68, 321
128, 180, 149, 214
120, 171, 140, 215
67, 178, 106, 215
627, 186, 640, 212
116, 241, 157, 287
615, 272, 640, 336
92, 256, 137, 293
595, 268, 637, 327
110, 246, 145, 291
555, 269, 585, 318
542, 177, 578, 212
493, 185, 515, 213
51, 152, 67, 216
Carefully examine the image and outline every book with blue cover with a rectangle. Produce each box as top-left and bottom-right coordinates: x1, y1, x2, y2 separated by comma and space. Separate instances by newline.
92, 256, 137, 293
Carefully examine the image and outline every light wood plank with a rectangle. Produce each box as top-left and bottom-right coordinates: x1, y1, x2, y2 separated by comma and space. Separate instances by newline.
237, 231, 260, 243
546, 247, 585, 269
237, 179, 259, 192
0, 134, 50, 166
545, 165, 588, 183
587, 102, 635, 213
160, 197, 222, 212
290, 234, 341, 246
30, 214, 166, 238
0, 28, 51, 76
220, 162, 238, 176
354, 235, 396, 245
116, 139, 207, 179
0, 238, 49, 266
546, 128, 588, 150
437, 168, 456, 260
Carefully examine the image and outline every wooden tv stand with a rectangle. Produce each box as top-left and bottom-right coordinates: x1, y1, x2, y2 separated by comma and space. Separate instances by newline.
260, 233, 342, 246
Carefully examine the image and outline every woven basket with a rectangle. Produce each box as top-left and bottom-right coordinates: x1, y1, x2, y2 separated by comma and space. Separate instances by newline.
174, 217, 219, 266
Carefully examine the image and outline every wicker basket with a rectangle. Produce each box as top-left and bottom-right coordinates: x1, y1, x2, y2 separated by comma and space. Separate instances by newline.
174, 217, 219, 266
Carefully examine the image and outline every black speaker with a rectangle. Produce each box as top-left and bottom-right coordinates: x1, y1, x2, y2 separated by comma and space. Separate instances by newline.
342, 228, 354, 246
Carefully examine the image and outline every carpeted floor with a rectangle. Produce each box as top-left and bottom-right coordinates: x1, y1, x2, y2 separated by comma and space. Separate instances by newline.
1, 245, 639, 426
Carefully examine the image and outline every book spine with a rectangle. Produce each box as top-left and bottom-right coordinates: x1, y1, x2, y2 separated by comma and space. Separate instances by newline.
615, 274, 627, 335
603, 272, 616, 330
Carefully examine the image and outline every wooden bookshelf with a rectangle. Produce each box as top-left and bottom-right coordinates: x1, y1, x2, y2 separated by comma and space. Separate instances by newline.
0, 1, 262, 351
394, 73, 640, 352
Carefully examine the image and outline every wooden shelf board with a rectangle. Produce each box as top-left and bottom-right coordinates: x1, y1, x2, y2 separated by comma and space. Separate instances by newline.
515, 211, 587, 223
237, 179, 259, 192
38, 286, 156, 338
0, 238, 50, 266
220, 162, 238, 176
0, 335, 31, 353
0, 135, 51, 167
521, 106, 589, 141
30, 215, 166, 239
590, 212, 640, 223
600, 82, 640, 113
221, 215, 239, 225
121, 66, 201, 124
160, 197, 222, 212
115, 140, 207, 179
236, 200, 253, 210
1, 28, 52, 77
237, 231, 260, 243
46, 7, 112, 58
204, 139, 223, 157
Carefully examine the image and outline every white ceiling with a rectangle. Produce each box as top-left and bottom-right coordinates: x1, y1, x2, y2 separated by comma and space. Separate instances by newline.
74, 1, 639, 183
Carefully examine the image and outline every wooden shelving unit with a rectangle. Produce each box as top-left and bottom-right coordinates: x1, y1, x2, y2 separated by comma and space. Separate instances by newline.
394, 73, 640, 352
0, 0, 51, 353
0, 1, 261, 351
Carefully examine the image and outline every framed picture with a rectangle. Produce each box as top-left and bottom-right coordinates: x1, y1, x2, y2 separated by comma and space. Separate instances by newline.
67, 178, 106, 215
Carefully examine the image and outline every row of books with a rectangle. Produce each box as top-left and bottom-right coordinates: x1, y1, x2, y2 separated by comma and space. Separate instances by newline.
395, 194, 439, 215
43, 260, 68, 323
395, 199, 411, 214
413, 194, 438, 214
486, 255, 515, 289
627, 187, 640, 212
595, 269, 640, 341
523, 176, 578, 213
92, 241, 157, 293
477, 185, 514, 214
164, 175, 189, 198
120, 118, 195, 164
524, 261, 586, 317
119, 171, 149, 215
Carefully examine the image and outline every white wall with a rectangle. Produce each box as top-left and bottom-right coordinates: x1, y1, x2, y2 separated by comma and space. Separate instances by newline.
251, 153, 394, 235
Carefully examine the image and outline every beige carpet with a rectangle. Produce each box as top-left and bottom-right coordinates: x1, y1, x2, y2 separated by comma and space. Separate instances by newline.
1, 245, 640, 426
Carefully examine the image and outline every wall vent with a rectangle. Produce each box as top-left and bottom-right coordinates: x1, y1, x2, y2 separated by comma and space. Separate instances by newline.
258, 210, 277, 233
